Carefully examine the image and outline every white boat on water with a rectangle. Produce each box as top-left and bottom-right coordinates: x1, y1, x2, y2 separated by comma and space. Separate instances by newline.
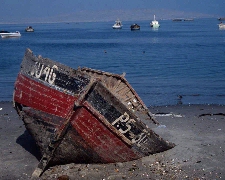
25, 26, 34, 32
150, 15, 160, 28
0, 31, 21, 38
218, 22, 225, 30
112, 19, 123, 29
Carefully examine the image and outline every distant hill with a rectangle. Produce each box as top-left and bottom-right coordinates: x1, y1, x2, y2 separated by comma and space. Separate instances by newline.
0, 8, 218, 24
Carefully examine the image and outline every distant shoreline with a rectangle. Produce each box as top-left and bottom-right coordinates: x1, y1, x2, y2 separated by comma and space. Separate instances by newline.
0, 16, 219, 25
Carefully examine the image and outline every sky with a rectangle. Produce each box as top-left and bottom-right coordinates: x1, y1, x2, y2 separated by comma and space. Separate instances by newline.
0, 0, 224, 23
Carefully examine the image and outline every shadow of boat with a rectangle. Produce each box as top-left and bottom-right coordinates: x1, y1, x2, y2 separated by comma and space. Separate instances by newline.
16, 130, 42, 160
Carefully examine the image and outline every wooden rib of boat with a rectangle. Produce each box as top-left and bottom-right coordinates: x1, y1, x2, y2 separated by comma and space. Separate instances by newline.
13, 49, 175, 177
79, 67, 159, 125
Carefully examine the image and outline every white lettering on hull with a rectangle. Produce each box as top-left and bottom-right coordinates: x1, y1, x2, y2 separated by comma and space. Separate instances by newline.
112, 112, 148, 147
30, 62, 58, 84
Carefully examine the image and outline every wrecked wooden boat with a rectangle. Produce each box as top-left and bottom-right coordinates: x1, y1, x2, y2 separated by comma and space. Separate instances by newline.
13, 49, 174, 177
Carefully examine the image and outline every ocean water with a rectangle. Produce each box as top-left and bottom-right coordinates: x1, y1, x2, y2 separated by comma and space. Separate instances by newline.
0, 18, 225, 106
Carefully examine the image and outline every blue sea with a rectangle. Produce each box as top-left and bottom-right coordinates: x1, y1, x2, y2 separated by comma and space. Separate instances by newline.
0, 18, 225, 106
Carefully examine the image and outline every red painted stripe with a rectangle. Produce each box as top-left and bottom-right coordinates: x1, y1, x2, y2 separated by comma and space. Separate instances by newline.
14, 73, 77, 118
70, 107, 142, 163
14, 74, 142, 162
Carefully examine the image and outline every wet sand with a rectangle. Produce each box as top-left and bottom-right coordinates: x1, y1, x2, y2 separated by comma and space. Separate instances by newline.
0, 101, 224, 179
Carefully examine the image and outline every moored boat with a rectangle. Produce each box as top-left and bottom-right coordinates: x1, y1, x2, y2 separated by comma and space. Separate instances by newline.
218, 22, 225, 29
112, 19, 123, 29
130, 24, 140, 30
13, 49, 174, 177
150, 15, 160, 28
25, 26, 34, 32
0, 30, 21, 38
218, 17, 225, 21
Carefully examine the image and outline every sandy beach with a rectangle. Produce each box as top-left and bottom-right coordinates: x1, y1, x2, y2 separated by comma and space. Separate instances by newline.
0, 101, 224, 180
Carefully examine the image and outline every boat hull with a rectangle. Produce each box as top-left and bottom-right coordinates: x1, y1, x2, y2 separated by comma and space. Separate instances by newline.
25, 29, 34, 32
150, 20, 160, 28
151, 24, 160, 28
219, 24, 225, 29
13, 49, 174, 176
112, 26, 122, 29
1, 31, 21, 38
131, 28, 140, 30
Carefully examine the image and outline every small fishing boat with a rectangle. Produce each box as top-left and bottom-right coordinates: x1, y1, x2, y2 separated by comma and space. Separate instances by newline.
25, 26, 34, 32
112, 19, 123, 29
150, 15, 160, 28
218, 17, 225, 21
130, 24, 140, 30
218, 22, 225, 29
0, 31, 21, 38
13, 49, 174, 177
